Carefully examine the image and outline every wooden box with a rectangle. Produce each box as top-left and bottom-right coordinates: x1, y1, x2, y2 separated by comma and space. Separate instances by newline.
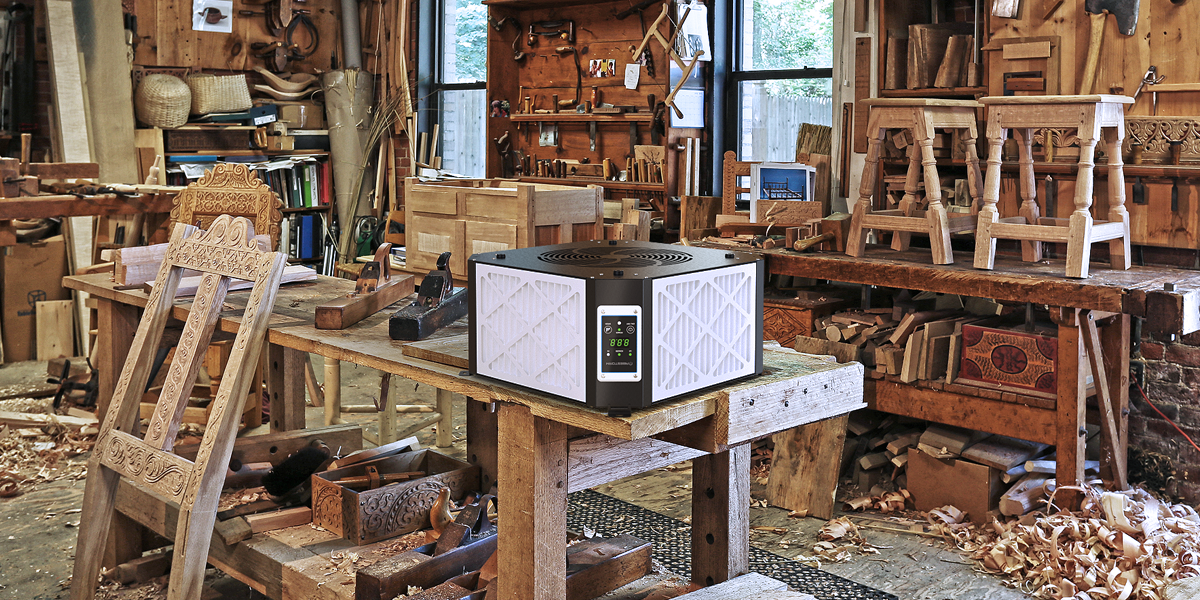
762, 293, 852, 345
958, 324, 1058, 397
404, 178, 603, 275
907, 448, 1003, 524
311, 449, 479, 545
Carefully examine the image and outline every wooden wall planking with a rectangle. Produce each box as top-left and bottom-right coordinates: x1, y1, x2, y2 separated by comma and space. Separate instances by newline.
988, 0, 1200, 114
133, 0, 341, 73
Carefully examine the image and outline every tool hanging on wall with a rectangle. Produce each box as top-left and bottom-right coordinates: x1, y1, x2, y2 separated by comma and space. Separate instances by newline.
1132, 66, 1165, 113
489, 15, 526, 61
1079, 0, 1140, 94
528, 20, 575, 46
554, 45, 583, 108
615, 0, 658, 76
631, 3, 703, 118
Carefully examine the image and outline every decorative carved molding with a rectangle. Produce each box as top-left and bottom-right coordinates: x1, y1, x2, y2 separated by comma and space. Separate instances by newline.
1123, 117, 1200, 162
99, 430, 190, 500
170, 163, 283, 250
167, 214, 271, 281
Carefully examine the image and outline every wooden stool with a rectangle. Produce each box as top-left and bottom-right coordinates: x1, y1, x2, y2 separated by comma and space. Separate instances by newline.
847, 98, 983, 265
974, 95, 1133, 278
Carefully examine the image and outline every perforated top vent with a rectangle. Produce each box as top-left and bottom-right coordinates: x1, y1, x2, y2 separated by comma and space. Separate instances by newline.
537, 247, 693, 268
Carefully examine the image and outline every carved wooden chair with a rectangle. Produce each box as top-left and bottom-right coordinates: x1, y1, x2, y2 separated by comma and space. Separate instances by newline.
170, 162, 285, 405
170, 162, 284, 251
71, 215, 288, 600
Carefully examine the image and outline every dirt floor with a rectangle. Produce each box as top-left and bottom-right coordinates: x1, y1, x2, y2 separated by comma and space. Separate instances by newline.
0, 357, 1030, 600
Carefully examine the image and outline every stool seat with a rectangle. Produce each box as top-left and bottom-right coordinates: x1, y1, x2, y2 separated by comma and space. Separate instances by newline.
847, 99, 984, 265
973, 94, 1132, 279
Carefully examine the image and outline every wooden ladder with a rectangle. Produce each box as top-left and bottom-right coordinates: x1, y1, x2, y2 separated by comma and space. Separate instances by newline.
71, 215, 287, 600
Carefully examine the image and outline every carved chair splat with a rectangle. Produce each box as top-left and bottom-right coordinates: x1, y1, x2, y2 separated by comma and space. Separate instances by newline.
71, 215, 288, 600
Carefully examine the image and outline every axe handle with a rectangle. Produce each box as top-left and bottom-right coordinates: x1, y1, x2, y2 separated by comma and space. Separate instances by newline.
1079, 12, 1106, 94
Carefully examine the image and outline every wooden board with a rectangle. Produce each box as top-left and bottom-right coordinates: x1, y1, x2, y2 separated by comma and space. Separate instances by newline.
35, 300, 75, 360
314, 275, 415, 330
401, 334, 470, 369
853, 37, 871, 154
960, 435, 1049, 471
765, 414, 849, 520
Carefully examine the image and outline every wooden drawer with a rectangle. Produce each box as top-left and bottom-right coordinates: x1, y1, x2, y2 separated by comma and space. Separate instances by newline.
406, 186, 459, 215
465, 220, 518, 256
463, 188, 527, 220
407, 215, 465, 275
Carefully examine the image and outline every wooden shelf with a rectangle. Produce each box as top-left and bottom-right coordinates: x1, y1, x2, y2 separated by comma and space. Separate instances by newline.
878, 87, 986, 98
509, 113, 653, 123
282, 206, 331, 213
517, 176, 664, 190
998, 161, 1200, 180
483, 0, 619, 7
165, 150, 330, 157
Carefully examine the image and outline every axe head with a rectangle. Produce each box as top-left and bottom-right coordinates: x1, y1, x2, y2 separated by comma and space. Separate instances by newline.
1085, 0, 1140, 35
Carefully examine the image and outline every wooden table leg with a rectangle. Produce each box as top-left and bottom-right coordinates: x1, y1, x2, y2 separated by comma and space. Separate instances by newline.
324, 357, 342, 426
497, 402, 568, 600
267, 343, 307, 432
436, 388, 454, 448
466, 398, 499, 493
1053, 308, 1087, 508
379, 373, 395, 444
1099, 313, 1131, 489
95, 296, 138, 420
691, 443, 750, 587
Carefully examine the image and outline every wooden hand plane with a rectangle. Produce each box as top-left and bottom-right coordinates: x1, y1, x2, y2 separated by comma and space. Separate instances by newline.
389, 251, 469, 341
315, 243, 415, 330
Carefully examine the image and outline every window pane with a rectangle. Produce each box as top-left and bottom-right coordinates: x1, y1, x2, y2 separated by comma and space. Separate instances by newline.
441, 0, 486, 84
439, 89, 487, 177
737, 79, 833, 162
739, 0, 834, 71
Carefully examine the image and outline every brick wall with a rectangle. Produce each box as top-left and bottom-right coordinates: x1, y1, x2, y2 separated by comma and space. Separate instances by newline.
1132, 330, 1200, 502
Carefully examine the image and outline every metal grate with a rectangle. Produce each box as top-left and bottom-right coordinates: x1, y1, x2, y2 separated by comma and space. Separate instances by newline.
537, 246, 694, 268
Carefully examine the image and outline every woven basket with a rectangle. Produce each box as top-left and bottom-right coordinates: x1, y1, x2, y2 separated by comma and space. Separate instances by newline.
188, 73, 252, 115
134, 74, 191, 129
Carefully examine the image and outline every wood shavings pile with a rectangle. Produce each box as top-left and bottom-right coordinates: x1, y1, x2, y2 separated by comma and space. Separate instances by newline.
0, 428, 92, 494
927, 484, 1200, 598
216, 487, 267, 512
844, 489, 912, 513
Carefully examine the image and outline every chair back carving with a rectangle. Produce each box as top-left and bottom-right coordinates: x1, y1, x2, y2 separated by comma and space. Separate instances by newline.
170, 163, 284, 250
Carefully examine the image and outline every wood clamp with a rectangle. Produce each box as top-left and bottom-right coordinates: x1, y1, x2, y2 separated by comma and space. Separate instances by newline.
315, 243, 415, 330
630, 3, 703, 119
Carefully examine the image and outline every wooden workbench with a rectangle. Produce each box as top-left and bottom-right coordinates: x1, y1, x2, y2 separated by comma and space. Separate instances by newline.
64, 273, 866, 600
725, 245, 1200, 506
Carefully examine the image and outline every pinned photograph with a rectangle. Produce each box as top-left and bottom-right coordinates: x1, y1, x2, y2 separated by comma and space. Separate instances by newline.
588, 59, 616, 78
192, 0, 234, 33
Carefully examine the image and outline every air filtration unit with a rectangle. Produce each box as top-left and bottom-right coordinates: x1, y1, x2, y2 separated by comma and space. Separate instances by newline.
469, 240, 763, 415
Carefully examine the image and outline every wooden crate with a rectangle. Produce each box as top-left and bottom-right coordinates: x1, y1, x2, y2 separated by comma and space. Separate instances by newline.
404, 178, 603, 275
311, 449, 479, 545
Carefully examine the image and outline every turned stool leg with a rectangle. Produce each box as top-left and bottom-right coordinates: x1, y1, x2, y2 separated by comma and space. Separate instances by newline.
1105, 126, 1131, 270
916, 111, 953, 265
847, 115, 885, 257
963, 122, 984, 214
974, 121, 1005, 270
1067, 124, 1100, 279
891, 140, 921, 251
1014, 128, 1043, 262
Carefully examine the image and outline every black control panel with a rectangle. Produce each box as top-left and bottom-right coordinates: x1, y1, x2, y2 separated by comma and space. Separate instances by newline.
600, 315, 638, 373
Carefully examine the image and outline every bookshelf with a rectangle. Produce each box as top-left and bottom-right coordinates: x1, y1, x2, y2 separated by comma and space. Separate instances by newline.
164, 150, 334, 266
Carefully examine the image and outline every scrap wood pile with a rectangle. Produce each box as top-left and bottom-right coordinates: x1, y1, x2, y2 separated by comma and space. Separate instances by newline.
0, 384, 99, 497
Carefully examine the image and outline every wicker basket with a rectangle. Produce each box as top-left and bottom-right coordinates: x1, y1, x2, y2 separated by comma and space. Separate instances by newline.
134, 74, 191, 129
188, 73, 252, 115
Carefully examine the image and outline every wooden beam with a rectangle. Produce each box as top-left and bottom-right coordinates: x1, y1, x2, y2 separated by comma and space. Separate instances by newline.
567, 433, 707, 493
26, 163, 101, 180
871, 380, 1056, 445
691, 444, 751, 587
0, 194, 174, 220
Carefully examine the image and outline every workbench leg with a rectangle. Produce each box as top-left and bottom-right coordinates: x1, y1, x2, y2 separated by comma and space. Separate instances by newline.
267, 344, 307, 432
324, 357, 342, 426
497, 402, 568, 600
1054, 308, 1087, 509
95, 297, 138, 421
691, 443, 750, 587
1100, 314, 1130, 489
436, 388, 454, 448
379, 373, 395, 444
466, 398, 498, 493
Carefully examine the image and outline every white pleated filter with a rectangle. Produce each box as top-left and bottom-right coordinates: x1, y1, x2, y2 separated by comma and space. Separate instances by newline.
651, 263, 758, 401
474, 263, 587, 402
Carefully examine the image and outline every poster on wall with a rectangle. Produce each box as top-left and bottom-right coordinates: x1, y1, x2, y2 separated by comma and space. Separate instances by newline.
675, 0, 711, 62
749, 162, 817, 222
